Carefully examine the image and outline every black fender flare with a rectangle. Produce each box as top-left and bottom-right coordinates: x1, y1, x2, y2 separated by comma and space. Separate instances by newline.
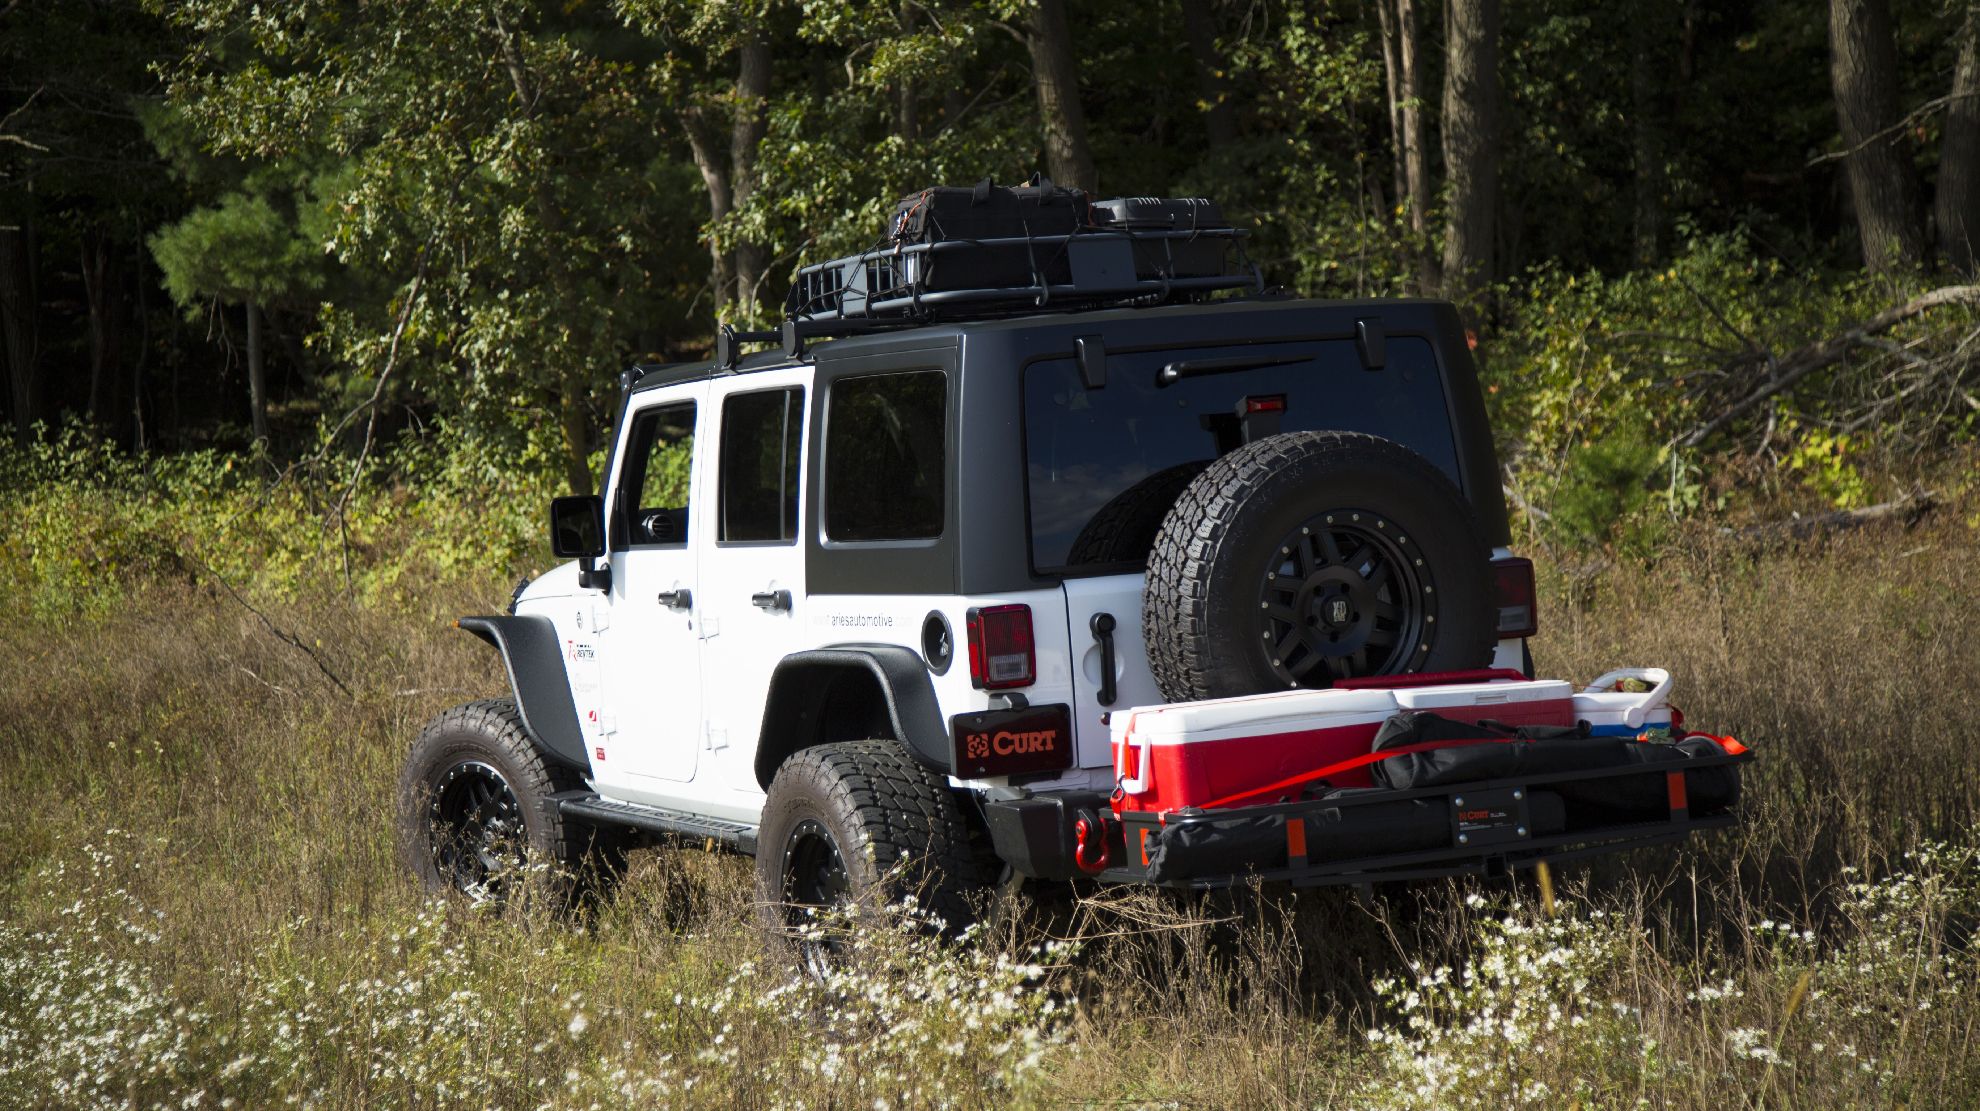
456, 615, 590, 771
753, 644, 950, 788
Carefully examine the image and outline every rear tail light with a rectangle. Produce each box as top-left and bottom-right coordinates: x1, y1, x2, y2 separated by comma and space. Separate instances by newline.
966, 604, 1036, 689
1491, 556, 1538, 639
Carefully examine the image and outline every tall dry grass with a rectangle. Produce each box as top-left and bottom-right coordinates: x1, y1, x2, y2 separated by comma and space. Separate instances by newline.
3, 506, 1979, 1107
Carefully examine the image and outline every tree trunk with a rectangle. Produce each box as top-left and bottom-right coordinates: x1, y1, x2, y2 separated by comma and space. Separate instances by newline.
133, 237, 150, 453
682, 37, 771, 319
245, 299, 270, 445
0, 224, 39, 444
730, 36, 773, 319
1377, 0, 1406, 211
1830, 0, 1925, 271
1440, 0, 1500, 314
894, 5, 921, 142
1378, 0, 1437, 293
556, 365, 593, 497
682, 113, 734, 310
1630, 13, 1665, 267
1179, 0, 1236, 149
81, 230, 122, 432
1026, 0, 1098, 192
1937, 3, 1980, 272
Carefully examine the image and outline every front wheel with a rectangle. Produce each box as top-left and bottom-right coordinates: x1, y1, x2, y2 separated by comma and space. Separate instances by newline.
396, 699, 603, 903
755, 741, 993, 965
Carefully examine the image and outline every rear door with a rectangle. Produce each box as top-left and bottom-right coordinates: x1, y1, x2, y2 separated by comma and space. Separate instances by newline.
694, 369, 810, 808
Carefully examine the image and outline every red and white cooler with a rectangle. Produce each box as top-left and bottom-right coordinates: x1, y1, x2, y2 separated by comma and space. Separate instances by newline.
1110, 676, 1576, 813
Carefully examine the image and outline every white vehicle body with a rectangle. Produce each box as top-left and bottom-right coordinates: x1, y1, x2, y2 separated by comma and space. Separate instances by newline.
513, 354, 1531, 828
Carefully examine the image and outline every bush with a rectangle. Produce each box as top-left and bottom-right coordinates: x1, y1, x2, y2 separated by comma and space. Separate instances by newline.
0, 419, 563, 619
1487, 235, 1969, 540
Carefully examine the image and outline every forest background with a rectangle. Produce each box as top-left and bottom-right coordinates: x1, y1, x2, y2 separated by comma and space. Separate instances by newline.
3, 0, 1977, 566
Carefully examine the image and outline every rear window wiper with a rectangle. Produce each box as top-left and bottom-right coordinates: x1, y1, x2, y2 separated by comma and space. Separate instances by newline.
1156, 354, 1309, 387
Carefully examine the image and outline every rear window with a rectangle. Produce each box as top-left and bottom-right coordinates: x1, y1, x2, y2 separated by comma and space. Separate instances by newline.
1023, 336, 1459, 574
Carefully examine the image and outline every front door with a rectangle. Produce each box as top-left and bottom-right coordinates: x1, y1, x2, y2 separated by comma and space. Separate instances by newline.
599, 386, 706, 787
695, 371, 809, 803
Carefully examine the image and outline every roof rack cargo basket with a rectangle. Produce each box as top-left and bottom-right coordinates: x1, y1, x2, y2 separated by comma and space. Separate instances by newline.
784, 181, 1263, 325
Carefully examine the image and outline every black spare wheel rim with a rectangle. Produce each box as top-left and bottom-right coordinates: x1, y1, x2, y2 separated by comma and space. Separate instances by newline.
430, 759, 524, 894
1259, 510, 1434, 686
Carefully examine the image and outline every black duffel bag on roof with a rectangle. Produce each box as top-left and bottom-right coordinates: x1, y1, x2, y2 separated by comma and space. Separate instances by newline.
887, 175, 1092, 244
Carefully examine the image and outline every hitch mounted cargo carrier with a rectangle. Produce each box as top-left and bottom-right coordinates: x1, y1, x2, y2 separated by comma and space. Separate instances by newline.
983, 739, 1750, 889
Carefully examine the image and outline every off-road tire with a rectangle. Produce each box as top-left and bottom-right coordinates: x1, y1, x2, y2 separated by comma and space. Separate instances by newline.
756, 740, 992, 941
1143, 430, 1496, 702
397, 698, 604, 901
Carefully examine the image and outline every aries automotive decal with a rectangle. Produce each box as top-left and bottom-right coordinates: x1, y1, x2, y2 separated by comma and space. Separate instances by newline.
813, 612, 897, 629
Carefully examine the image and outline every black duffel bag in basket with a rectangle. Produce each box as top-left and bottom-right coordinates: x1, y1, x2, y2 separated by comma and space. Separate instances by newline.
1368, 711, 1739, 819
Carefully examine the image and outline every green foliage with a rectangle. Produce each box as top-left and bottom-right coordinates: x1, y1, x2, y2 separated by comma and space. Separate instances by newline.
149, 191, 324, 312
1541, 428, 1671, 551
1486, 234, 1968, 530
1781, 418, 1872, 509
153, 0, 709, 487
0, 418, 558, 620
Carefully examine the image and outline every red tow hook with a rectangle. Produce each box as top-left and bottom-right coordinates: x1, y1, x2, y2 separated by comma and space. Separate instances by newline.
1073, 809, 1114, 874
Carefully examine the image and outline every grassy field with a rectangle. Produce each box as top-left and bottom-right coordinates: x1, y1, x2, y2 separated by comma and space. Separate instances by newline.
4, 505, 1980, 1108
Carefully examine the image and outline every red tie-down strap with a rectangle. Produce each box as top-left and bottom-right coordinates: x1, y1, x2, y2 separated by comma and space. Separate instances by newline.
1125, 730, 1749, 816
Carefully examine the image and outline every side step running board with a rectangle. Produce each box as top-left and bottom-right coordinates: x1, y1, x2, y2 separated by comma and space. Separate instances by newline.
557, 793, 759, 855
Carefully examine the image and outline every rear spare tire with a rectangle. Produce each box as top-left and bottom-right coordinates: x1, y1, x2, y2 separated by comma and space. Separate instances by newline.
1144, 430, 1496, 702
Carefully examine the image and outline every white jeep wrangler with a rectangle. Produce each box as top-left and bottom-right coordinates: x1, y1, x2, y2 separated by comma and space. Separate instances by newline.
397, 185, 1743, 938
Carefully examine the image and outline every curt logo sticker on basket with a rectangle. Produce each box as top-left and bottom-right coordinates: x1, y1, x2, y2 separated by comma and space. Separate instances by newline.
949, 703, 1075, 778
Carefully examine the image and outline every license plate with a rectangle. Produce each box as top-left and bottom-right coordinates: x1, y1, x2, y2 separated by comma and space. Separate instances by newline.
1451, 787, 1531, 848
950, 703, 1075, 779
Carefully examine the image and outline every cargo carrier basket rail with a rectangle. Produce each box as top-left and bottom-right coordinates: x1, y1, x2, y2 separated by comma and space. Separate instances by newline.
785, 227, 1263, 323
1081, 744, 1753, 888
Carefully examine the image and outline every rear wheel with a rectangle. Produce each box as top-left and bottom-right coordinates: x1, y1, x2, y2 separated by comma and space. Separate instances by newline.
756, 740, 992, 967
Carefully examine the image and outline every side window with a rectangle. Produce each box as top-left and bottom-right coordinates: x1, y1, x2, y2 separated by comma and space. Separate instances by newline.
825, 370, 947, 542
617, 401, 696, 547
719, 387, 804, 543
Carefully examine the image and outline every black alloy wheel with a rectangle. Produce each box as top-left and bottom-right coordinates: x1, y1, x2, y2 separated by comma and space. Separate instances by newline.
779, 817, 855, 976
429, 759, 525, 895
1258, 511, 1433, 686
398, 699, 616, 905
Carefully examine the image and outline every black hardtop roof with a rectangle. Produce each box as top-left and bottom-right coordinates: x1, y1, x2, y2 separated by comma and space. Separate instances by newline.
626, 295, 1460, 393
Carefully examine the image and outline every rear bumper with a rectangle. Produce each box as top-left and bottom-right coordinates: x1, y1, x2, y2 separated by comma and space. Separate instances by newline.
983, 747, 1750, 888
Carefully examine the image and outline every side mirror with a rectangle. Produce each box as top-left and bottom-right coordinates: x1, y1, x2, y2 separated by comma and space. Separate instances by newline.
549, 495, 605, 558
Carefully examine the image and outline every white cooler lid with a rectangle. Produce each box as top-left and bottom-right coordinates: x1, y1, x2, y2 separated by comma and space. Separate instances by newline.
1115, 679, 1578, 745
1393, 679, 1574, 711
1115, 686, 1401, 743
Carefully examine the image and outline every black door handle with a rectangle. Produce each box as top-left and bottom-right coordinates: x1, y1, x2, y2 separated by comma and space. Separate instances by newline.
751, 589, 792, 612
1090, 611, 1117, 707
656, 589, 692, 610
